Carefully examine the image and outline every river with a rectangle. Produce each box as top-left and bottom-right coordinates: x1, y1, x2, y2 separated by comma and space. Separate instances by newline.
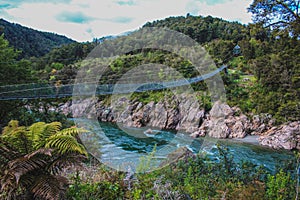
73, 118, 294, 173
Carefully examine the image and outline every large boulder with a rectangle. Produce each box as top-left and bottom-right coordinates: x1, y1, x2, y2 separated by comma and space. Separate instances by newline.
226, 112, 250, 138
259, 121, 300, 150
148, 102, 168, 129
176, 95, 205, 132
69, 98, 98, 118
191, 101, 250, 139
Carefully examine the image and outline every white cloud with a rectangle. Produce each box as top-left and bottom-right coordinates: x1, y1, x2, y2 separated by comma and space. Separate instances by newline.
0, 0, 253, 41
187, 0, 252, 24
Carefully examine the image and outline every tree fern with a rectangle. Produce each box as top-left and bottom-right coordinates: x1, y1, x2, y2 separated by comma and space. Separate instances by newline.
0, 120, 89, 199
29, 122, 46, 149
47, 154, 86, 175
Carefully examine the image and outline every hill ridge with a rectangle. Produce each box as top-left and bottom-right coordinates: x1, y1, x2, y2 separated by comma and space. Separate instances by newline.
0, 18, 76, 58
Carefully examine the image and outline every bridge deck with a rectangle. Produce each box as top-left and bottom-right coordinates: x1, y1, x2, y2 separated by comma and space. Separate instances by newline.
0, 65, 227, 100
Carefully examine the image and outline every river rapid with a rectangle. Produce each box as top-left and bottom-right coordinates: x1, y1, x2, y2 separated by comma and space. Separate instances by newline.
74, 118, 294, 173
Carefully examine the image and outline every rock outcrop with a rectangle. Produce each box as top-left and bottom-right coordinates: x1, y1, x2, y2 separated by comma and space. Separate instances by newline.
94, 94, 205, 132
62, 98, 98, 118
60, 96, 300, 151
191, 102, 250, 139
65, 97, 252, 139
259, 121, 300, 150
250, 113, 275, 135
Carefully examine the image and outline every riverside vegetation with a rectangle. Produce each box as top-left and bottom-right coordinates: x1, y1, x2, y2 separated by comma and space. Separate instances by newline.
0, 0, 300, 199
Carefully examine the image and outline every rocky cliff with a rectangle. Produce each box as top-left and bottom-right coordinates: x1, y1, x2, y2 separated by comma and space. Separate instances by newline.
60, 96, 300, 150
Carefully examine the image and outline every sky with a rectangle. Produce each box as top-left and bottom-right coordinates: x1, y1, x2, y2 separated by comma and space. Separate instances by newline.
0, 0, 253, 42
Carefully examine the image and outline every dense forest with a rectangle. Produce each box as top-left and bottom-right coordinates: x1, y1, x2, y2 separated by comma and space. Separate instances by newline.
142, 14, 300, 122
0, 19, 75, 58
0, 0, 300, 199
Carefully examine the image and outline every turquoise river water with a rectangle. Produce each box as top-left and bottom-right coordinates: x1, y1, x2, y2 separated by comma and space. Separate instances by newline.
74, 118, 294, 173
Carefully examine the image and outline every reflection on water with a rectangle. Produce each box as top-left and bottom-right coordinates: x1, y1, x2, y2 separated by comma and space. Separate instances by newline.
74, 118, 293, 172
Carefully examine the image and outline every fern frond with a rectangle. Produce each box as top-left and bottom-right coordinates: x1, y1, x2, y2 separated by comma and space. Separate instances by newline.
29, 122, 46, 148
45, 122, 62, 136
25, 148, 53, 159
46, 135, 88, 156
2, 120, 19, 135
58, 127, 88, 137
31, 122, 62, 150
1, 127, 33, 154
29, 122, 46, 133
31, 174, 68, 200
0, 139, 22, 166
0, 121, 87, 199
7, 156, 48, 184
48, 154, 86, 175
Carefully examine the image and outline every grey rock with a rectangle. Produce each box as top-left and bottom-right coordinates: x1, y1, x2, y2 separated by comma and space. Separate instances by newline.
259, 121, 300, 150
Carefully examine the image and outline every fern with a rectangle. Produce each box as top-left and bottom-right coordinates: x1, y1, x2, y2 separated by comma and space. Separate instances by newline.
48, 154, 85, 175
2, 126, 33, 154
29, 122, 46, 149
2, 120, 19, 135
31, 174, 68, 200
0, 120, 89, 199
46, 135, 88, 156
59, 127, 88, 136
30, 122, 62, 150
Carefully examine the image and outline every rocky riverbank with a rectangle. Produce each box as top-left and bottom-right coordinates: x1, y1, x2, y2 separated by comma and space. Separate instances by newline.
60, 96, 300, 151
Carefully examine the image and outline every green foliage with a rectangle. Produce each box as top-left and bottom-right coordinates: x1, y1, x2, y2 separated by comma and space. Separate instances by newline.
266, 170, 295, 200
131, 90, 173, 104
144, 15, 248, 44
248, 0, 300, 37
0, 120, 88, 200
32, 42, 95, 71
46, 134, 87, 156
63, 145, 299, 200
67, 181, 124, 200
197, 92, 212, 111
0, 34, 35, 86
1, 98, 73, 131
66, 166, 126, 200
248, 36, 300, 123
206, 39, 235, 65
136, 144, 157, 174
0, 18, 75, 58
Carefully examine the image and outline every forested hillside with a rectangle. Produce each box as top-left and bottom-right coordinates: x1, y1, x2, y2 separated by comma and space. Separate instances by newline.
0, 5, 299, 126
0, 19, 75, 58
143, 14, 300, 123
144, 15, 248, 44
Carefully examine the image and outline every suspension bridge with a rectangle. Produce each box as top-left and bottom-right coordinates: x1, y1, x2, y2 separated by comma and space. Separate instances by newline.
0, 65, 227, 101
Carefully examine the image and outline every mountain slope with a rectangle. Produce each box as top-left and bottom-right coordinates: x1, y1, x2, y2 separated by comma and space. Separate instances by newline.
0, 18, 76, 58
143, 15, 248, 44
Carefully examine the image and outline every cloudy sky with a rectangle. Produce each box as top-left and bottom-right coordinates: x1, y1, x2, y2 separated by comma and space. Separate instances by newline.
0, 0, 253, 42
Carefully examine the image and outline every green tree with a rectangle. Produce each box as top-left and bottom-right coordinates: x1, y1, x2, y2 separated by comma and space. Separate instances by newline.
248, 0, 300, 36
0, 34, 23, 85
0, 34, 37, 127
266, 169, 295, 200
